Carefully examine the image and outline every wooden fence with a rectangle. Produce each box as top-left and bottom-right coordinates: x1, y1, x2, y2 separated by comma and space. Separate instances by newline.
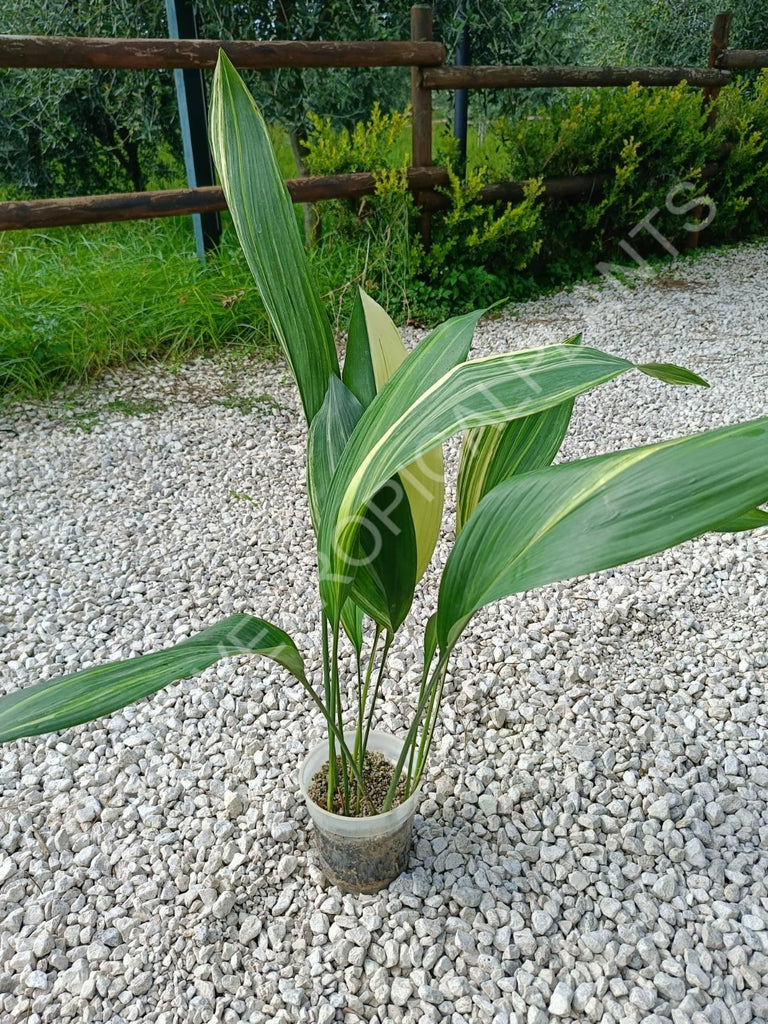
0, 5, 765, 242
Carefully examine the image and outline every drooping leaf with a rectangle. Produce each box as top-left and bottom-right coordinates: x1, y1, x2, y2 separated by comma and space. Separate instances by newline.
0, 615, 306, 744
344, 288, 445, 578
455, 338, 710, 533
639, 362, 709, 387
438, 418, 768, 648
209, 51, 338, 424
319, 343, 642, 623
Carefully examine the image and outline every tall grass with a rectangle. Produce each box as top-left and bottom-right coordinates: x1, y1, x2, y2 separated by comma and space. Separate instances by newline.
0, 123, 301, 403
0, 217, 277, 401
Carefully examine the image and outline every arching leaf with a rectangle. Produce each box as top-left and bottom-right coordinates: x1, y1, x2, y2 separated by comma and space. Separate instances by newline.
319, 343, 641, 623
209, 51, 338, 424
0, 615, 306, 744
438, 419, 768, 648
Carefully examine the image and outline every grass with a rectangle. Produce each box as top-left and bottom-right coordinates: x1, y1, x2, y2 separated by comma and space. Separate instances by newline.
0, 216, 277, 402
0, 113, 573, 404
0, 122, 301, 404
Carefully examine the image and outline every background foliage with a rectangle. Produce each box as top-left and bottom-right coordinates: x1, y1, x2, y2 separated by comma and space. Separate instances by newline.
303, 76, 768, 322
2, 0, 766, 196
1, 2, 767, 399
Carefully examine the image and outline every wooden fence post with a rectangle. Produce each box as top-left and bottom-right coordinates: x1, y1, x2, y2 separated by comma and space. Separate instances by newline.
704, 11, 733, 126
411, 5, 434, 247
689, 11, 732, 248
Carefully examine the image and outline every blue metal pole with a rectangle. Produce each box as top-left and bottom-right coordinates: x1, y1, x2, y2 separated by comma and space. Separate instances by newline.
166, 0, 221, 259
453, 2, 470, 176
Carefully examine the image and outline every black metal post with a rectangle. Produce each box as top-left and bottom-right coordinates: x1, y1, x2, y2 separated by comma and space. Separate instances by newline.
166, 0, 221, 258
453, 2, 470, 176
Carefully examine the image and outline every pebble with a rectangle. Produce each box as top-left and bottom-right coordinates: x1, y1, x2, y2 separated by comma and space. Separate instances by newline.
655, 972, 686, 1002
129, 972, 153, 997
211, 892, 236, 919
549, 980, 574, 1016
270, 821, 294, 842
24, 971, 49, 992
653, 874, 677, 900
648, 796, 672, 821
1, 243, 767, 1024
532, 910, 554, 935
224, 790, 244, 818
452, 883, 483, 908
391, 977, 413, 1006
238, 916, 261, 944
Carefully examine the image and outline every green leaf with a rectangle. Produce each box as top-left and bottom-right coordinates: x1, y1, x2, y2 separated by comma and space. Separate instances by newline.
345, 288, 446, 579
307, 374, 364, 529
307, 374, 416, 633
456, 371, 577, 534
342, 288, 378, 408
423, 612, 438, 670
638, 362, 709, 387
352, 474, 418, 632
319, 342, 638, 623
438, 418, 768, 649
0, 615, 306, 745
340, 598, 364, 656
209, 51, 338, 424
716, 506, 768, 532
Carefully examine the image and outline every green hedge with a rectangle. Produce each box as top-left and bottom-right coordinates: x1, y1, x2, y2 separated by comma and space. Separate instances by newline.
304, 75, 768, 323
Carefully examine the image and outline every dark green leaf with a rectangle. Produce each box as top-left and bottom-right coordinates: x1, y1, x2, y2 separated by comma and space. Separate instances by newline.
0, 615, 306, 744
438, 419, 768, 648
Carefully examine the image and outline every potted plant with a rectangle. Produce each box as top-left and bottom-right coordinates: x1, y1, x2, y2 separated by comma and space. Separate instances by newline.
1, 53, 766, 893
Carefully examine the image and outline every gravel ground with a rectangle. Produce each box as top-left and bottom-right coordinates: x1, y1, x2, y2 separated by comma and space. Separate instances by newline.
1, 241, 767, 1024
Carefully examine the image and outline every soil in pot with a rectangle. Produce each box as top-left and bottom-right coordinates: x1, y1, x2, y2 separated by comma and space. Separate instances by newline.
307, 750, 414, 893
308, 750, 407, 816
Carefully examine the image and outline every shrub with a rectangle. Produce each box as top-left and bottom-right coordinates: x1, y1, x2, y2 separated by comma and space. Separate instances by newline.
303, 74, 768, 319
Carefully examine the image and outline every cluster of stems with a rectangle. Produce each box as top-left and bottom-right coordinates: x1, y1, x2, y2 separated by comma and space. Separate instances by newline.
317, 612, 451, 816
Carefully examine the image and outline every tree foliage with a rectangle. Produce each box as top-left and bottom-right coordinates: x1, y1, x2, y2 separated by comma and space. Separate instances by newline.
0, 1, 179, 196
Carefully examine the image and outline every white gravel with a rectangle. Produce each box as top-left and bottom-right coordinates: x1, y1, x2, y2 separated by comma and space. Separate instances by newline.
1, 241, 767, 1024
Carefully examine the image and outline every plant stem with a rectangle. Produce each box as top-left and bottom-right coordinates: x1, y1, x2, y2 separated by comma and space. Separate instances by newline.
412, 655, 451, 789
354, 623, 381, 814
381, 652, 448, 812
363, 631, 393, 756
354, 624, 381, 763
305, 618, 374, 811
330, 622, 350, 813
406, 655, 434, 796
292, 618, 375, 814
321, 614, 336, 811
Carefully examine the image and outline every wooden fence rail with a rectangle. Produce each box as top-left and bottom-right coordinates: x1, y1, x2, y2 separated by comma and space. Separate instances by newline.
719, 49, 768, 68
0, 35, 445, 69
0, 168, 449, 230
421, 65, 731, 90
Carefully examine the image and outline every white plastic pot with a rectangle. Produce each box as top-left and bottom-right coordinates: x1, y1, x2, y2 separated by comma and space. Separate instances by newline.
299, 730, 422, 892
